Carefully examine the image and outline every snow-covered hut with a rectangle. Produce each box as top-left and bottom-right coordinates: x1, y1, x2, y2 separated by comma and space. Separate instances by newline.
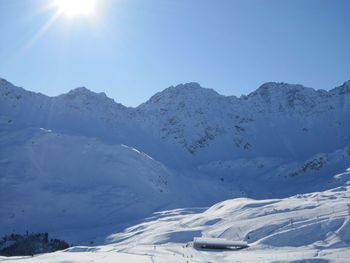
193, 237, 248, 249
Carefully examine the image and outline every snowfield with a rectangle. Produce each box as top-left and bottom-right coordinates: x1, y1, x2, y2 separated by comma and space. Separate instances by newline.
1, 185, 350, 262
0, 78, 350, 262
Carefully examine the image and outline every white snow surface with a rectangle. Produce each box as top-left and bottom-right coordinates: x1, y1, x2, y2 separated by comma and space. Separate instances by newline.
1, 185, 350, 262
1, 78, 350, 261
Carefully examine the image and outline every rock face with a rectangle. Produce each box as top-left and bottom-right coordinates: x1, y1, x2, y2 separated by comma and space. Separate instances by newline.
0, 78, 349, 243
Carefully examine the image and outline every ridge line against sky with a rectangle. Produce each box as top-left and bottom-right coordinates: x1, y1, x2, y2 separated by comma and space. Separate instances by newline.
2, 76, 349, 109
0, 0, 349, 106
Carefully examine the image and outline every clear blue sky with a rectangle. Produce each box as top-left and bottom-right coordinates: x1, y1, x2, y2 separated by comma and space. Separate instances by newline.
0, 0, 349, 106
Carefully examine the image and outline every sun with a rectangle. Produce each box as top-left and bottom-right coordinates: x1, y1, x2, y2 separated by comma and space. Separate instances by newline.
54, 0, 96, 16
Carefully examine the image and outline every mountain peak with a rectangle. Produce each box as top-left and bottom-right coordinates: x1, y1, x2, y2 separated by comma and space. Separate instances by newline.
68, 86, 96, 95
246, 82, 312, 100
169, 82, 218, 94
331, 80, 350, 95
173, 82, 202, 89
0, 78, 16, 88
0, 77, 9, 83
63, 86, 109, 100
144, 82, 220, 106
255, 82, 305, 93
0, 77, 29, 97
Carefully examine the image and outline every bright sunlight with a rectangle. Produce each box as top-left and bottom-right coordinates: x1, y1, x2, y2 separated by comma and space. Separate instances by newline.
54, 0, 96, 16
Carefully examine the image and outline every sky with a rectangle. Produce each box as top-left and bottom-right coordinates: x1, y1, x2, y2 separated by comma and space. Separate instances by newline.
0, 0, 349, 106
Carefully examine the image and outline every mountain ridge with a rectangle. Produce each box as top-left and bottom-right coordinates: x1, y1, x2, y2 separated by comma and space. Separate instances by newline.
2, 77, 350, 107
1, 77, 350, 160
0, 77, 349, 244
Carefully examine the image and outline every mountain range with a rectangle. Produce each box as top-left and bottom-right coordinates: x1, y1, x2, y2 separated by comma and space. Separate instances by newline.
0, 78, 349, 244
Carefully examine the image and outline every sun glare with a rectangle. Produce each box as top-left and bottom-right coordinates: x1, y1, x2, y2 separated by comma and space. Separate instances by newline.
54, 0, 96, 16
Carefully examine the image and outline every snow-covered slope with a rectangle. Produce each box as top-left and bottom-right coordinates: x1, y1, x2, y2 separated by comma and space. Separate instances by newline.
110, 184, 350, 249
3, 185, 350, 262
0, 127, 173, 244
1, 77, 350, 245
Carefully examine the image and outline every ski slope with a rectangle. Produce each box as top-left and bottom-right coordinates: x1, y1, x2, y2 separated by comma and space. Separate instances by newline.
1, 185, 350, 262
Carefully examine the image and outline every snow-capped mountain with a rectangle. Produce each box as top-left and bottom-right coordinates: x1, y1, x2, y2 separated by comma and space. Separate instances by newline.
2, 78, 350, 163
0, 78, 349, 244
